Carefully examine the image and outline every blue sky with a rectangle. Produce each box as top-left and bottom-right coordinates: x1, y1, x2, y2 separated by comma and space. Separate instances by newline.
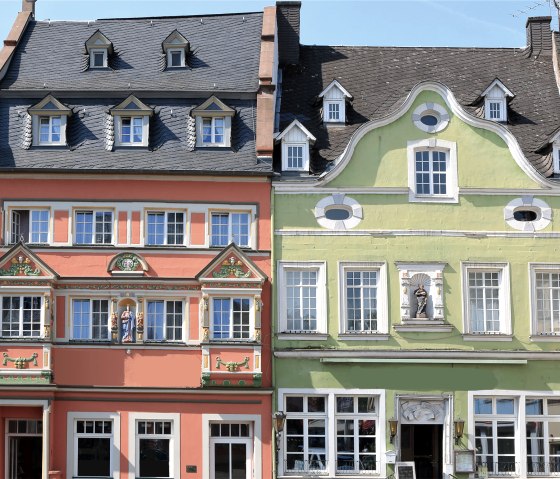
0, 0, 557, 48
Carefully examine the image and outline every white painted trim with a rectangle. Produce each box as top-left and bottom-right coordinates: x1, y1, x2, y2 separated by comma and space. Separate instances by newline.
282, 141, 309, 172
317, 81, 557, 189
277, 261, 327, 335
338, 261, 388, 335
323, 99, 345, 124
318, 79, 352, 99
274, 228, 560, 238
275, 119, 316, 143
411, 102, 450, 133
504, 196, 552, 232
67, 411, 121, 479
481, 78, 515, 98
314, 194, 362, 230
208, 295, 255, 341
461, 262, 511, 336
114, 115, 150, 147
167, 48, 186, 68
485, 97, 507, 122
202, 413, 262, 479
89, 48, 108, 68
529, 263, 560, 338
407, 138, 458, 203
128, 412, 180, 479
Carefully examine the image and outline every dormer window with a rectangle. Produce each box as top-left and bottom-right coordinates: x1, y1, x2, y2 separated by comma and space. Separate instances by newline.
548, 131, 560, 175
318, 80, 352, 125
481, 79, 514, 123
162, 30, 189, 69
110, 95, 153, 148
85, 30, 113, 70
192, 96, 235, 148
276, 120, 316, 172
28, 95, 71, 147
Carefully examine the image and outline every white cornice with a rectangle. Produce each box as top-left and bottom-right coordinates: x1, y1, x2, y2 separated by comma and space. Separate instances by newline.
275, 228, 560, 238
309, 81, 558, 190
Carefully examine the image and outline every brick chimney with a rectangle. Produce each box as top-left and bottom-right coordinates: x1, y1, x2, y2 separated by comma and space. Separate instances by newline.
276, 1, 301, 66
22, 0, 36, 16
526, 16, 552, 56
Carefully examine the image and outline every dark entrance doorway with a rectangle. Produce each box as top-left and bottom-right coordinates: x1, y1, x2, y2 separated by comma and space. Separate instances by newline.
400, 424, 443, 479
8, 436, 42, 479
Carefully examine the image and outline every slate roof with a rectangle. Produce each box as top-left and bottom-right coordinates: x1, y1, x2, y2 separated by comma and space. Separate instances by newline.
278, 43, 560, 177
0, 98, 269, 174
0, 12, 263, 92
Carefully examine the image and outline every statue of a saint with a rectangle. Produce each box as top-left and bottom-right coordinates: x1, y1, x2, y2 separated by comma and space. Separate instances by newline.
121, 305, 136, 342
414, 284, 428, 318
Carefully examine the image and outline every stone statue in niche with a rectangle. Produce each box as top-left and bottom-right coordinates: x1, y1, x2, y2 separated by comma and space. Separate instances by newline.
414, 284, 428, 318
121, 305, 136, 343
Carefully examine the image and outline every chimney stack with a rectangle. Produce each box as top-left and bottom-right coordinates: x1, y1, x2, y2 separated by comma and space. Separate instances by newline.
276, 1, 301, 66
526, 16, 552, 56
22, 0, 36, 17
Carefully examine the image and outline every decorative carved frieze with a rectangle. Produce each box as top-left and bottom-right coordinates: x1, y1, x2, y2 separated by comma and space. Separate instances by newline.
215, 356, 250, 372
2, 352, 38, 369
213, 257, 251, 278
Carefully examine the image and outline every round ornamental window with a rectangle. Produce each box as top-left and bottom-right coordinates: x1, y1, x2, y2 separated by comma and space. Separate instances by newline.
315, 194, 363, 230
504, 197, 552, 232
412, 103, 450, 133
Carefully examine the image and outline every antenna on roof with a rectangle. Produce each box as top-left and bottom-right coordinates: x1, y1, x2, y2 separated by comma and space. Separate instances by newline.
200, 18, 204, 25
150, 20, 153, 27
243, 16, 246, 22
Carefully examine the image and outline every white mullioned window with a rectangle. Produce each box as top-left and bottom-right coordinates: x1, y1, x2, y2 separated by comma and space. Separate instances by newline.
90, 48, 108, 68
531, 266, 560, 336
415, 150, 447, 195
120, 116, 144, 144
75, 210, 113, 245
136, 420, 174, 478
278, 262, 327, 335
325, 101, 342, 122
202, 117, 225, 145
10, 209, 50, 244
74, 419, 114, 477
210, 212, 251, 247
146, 211, 185, 246
489, 102, 502, 120
287, 145, 304, 169
463, 263, 511, 337
210, 422, 253, 479
211, 297, 252, 340
39, 116, 62, 144
1, 296, 42, 338
72, 298, 110, 341
167, 48, 185, 67
526, 397, 560, 475
145, 300, 183, 341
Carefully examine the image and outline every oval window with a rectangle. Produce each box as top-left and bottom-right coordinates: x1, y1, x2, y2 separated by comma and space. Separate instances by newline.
420, 114, 439, 126
324, 207, 352, 221
513, 209, 538, 222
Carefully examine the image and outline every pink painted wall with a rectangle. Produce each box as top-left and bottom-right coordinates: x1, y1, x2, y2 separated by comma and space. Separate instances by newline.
117, 211, 127, 245
190, 212, 206, 246
53, 210, 69, 243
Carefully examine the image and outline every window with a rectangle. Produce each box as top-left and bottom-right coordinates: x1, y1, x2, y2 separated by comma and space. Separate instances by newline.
319, 80, 351, 124
1, 296, 42, 337
278, 120, 315, 172
167, 49, 185, 67
504, 197, 552, 232
407, 140, 457, 203
325, 101, 342, 122
489, 102, 501, 120
474, 397, 517, 475
89, 48, 108, 69
278, 262, 326, 336
136, 420, 173, 478
10, 209, 50, 244
286, 145, 305, 170
412, 103, 450, 133
38, 116, 62, 144
146, 212, 185, 246
28, 95, 70, 147
202, 117, 225, 145
526, 397, 560, 475
485, 98, 506, 122
212, 298, 251, 340
210, 423, 252, 479
210, 212, 250, 247
75, 211, 113, 245
120, 117, 143, 145
345, 270, 378, 332
111, 96, 152, 148
531, 266, 560, 336
72, 299, 109, 340
74, 419, 113, 477
146, 300, 183, 341
482, 80, 512, 122
281, 391, 380, 476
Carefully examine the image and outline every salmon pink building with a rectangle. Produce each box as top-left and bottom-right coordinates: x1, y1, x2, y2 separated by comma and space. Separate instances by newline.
0, 1, 279, 478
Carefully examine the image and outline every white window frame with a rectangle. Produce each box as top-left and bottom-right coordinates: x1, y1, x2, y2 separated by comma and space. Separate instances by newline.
277, 388, 386, 478
202, 414, 262, 479
407, 139, 458, 203
462, 262, 511, 339
128, 412, 180, 479
282, 142, 309, 172
145, 210, 186, 246
553, 142, 560, 175
167, 48, 186, 68
200, 117, 226, 146
73, 209, 115, 245
32, 114, 67, 147
90, 48, 108, 69
114, 115, 150, 147
0, 295, 44, 338
485, 98, 507, 122
529, 264, 560, 339
324, 100, 344, 123
277, 261, 327, 339
210, 296, 254, 341
209, 211, 252, 248
144, 298, 185, 342
8, 208, 51, 245
71, 297, 111, 341
209, 422, 253, 479
67, 412, 120, 479
338, 262, 388, 337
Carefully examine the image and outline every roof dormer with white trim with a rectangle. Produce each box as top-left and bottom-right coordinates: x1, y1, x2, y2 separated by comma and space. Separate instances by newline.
162, 30, 190, 69
85, 30, 113, 69
276, 120, 316, 172
319, 80, 352, 125
549, 130, 560, 175
28, 94, 72, 147
481, 79, 514, 123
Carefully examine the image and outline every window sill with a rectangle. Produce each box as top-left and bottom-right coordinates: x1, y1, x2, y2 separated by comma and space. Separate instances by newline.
0, 337, 46, 342
530, 334, 560, 342
277, 333, 328, 341
69, 339, 111, 344
338, 333, 389, 341
204, 339, 258, 345
409, 194, 458, 204
462, 333, 513, 342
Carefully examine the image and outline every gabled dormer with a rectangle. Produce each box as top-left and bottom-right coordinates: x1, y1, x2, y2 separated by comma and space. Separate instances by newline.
318, 79, 352, 124
192, 96, 235, 148
85, 30, 113, 69
549, 129, 560, 175
28, 95, 72, 147
110, 95, 154, 148
162, 30, 190, 68
276, 120, 316, 172
481, 78, 514, 122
